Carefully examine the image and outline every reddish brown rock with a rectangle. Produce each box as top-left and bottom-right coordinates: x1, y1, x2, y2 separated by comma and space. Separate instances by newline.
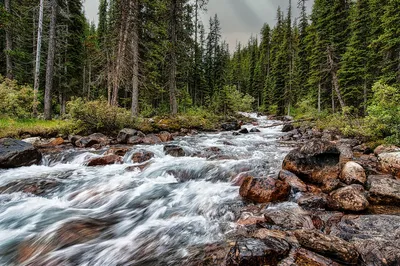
340, 161, 366, 185
282, 140, 340, 185
75, 133, 109, 148
297, 193, 328, 210
239, 176, 290, 204
328, 185, 369, 212
142, 134, 162, 145
374, 144, 400, 156
294, 229, 359, 265
367, 176, 400, 205
378, 152, 400, 178
104, 147, 130, 156
278, 170, 308, 193
131, 150, 155, 163
0, 179, 58, 195
158, 131, 174, 142
237, 216, 266, 226
86, 155, 123, 166
263, 204, 315, 230
294, 248, 342, 266
48, 137, 64, 146
164, 145, 186, 157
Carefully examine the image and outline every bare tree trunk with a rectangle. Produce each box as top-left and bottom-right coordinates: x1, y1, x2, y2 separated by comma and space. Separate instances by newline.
33, 0, 44, 116
4, 0, 13, 79
107, 50, 112, 105
60, 92, 66, 115
318, 81, 321, 113
327, 45, 345, 111
131, 0, 139, 117
169, 0, 178, 115
44, 0, 58, 120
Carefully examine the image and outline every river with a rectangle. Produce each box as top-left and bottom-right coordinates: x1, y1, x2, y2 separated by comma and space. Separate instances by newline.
0, 114, 291, 266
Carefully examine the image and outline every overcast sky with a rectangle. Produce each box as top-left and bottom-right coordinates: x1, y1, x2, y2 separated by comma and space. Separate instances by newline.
83, 0, 313, 50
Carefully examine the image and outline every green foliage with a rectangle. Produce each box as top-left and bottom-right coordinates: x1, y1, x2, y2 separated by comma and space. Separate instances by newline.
67, 98, 133, 133
364, 82, 400, 144
0, 76, 34, 118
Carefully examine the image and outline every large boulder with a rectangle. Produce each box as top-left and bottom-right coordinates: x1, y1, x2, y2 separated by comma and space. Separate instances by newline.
331, 215, 400, 266
294, 229, 359, 265
282, 140, 340, 186
340, 161, 366, 185
226, 237, 290, 266
141, 134, 162, 145
328, 185, 369, 212
367, 176, 400, 205
117, 128, 144, 144
0, 138, 42, 168
158, 131, 174, 142
263, 203, 315, 230
75, 133, 109, 148
378, 152, 400, 178
278, 170, 308, 193
239, 176, 290, 204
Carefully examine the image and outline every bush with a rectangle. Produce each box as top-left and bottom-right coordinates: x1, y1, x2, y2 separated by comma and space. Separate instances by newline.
67, 98, 133, 133
365, 81, 400, 144
0, 75, 34, 118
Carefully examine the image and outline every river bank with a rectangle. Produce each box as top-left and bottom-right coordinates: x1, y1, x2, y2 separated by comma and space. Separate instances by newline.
0, 114, 399, 265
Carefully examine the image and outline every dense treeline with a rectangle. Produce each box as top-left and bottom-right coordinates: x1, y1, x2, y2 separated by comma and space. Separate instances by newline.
0, 0, 399, 122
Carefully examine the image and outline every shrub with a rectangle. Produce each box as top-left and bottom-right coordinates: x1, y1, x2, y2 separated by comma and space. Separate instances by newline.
0, 76, 34, 118
67, 98, 133, 133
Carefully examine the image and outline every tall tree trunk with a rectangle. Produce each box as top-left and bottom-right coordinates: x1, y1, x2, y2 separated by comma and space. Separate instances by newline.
33, 0, 44, 116
44, 0, 58, 120
131, 0, 139, 117
327, 45, 345, 111
4, 0, 13, 79
107, 50, 112, 105
88, 62, 91, 100
318, 81, 321, 113
169, 0, 178, 115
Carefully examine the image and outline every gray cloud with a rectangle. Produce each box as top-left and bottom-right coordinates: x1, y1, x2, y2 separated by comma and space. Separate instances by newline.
83, 0, 314, 49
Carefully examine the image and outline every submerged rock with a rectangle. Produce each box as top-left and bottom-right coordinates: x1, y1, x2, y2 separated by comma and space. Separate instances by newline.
0, 138, 42, 168
164, 145, 185, 157
328, 185, 369, 212
0, 179, 58, 195
239, 176, 290, 204
131, 150, 155, 163
294, 229, 359, 265
282, 140, 340, 186
226, 237, 290, 266
250, 128, 261, 133
239, 128, 249, 134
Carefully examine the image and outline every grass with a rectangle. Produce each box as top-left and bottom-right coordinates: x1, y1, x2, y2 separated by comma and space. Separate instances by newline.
0, 118, 79, 139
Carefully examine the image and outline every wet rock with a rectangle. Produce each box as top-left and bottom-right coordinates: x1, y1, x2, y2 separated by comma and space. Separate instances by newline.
226, 237, 290, 266
294, 248, 342, 266
239, 176, 290, 204
75, 133, 109, 148
368, 176, 400, 205
221, 121, 241, 131
263, 203, 315, 230
282, 140, 340, 185
278, 170, 308, 193
281, 124, 294, 133
239, 128, 249, 134
18, 219, 111, 264
340, 161, 366, 185
105, 146, 130, 156
294, 229, 359, 265
86, 154, 123, 166
250, 128, 261, 133
164, 145, 185, 157
237, 215, 266, 226
117, 128, 143, 144
374, 144, 400, 156
48, 137, 64, 146
232, 132, 241, 136
331, 215, 400, 266
125, 162, 151, 172
321, 176, 343, 193
141, 134, 162, 145
131, 150, 155, 163
0, 138, 42, 168
378, 152, 400, 178
297, 193, 328, 210
22, 137, 43, 146
328, 185, 369, 212
158, 131, 174, 142
0, 179, 58, 195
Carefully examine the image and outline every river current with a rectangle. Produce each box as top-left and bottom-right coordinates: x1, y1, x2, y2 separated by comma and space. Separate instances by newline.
0, 114, 290, 265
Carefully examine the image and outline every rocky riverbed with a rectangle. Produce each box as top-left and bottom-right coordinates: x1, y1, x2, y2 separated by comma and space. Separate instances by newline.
0, 114, 399, 265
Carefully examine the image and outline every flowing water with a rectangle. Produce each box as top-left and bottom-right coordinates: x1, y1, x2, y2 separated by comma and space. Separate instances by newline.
0, 114, 291, 266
